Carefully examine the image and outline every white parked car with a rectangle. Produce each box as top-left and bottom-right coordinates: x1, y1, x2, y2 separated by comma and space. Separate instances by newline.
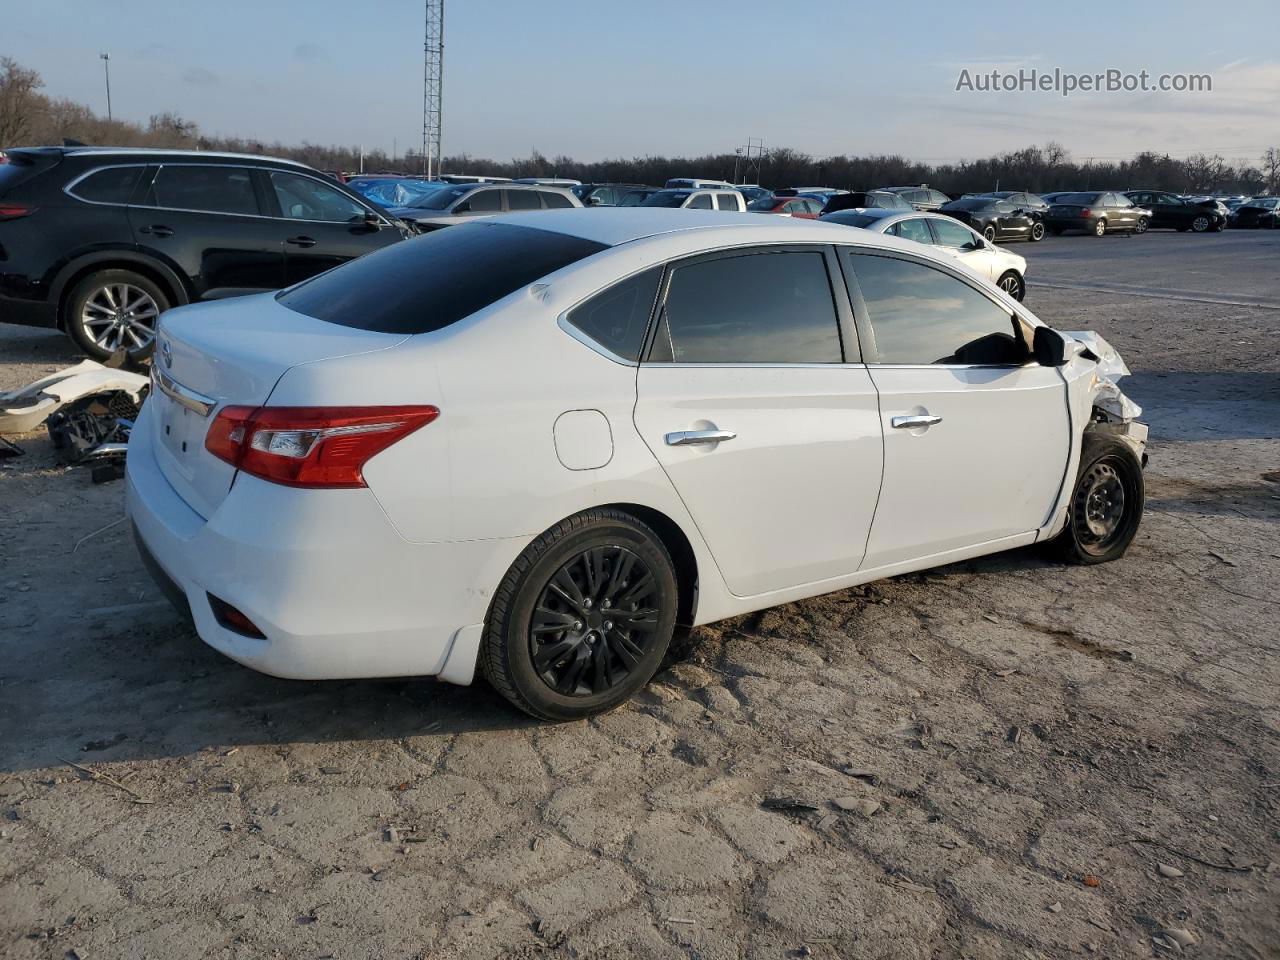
388, 182, 581, 231
128, 210, 1147, 721
822, 208, 1030, 301
640, 188, 747, 211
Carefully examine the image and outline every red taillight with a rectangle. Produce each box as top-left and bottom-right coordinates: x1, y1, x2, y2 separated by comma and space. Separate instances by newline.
205, 405, 439, 488
1079, 208, 1092, 218
0, 204, 35, 221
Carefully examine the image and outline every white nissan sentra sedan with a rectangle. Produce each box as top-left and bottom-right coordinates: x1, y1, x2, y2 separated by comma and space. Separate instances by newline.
127, 209, 1148, 721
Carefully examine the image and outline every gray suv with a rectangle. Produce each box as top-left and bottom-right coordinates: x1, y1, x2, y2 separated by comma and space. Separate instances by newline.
387, 183, 582, 231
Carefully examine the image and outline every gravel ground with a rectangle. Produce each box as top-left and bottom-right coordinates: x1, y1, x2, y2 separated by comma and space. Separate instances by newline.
1, 230, 1278, 960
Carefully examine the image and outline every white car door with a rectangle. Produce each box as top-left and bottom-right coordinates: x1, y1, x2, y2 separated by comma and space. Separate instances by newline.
837, 247, 1071, 569
633, 246, 884, 598
926, 216, 1000, 281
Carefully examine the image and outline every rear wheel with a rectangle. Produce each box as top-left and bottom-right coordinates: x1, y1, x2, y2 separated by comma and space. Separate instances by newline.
982, 224, 998, 243
1093, 218, 1107, 237
1045, 434, 1144, 565
1029, 221, 1045, 242
64, 269, 168, 362
996, 270, 1025, 301
479, 509, 679, 721
1191, 215, 1210, 232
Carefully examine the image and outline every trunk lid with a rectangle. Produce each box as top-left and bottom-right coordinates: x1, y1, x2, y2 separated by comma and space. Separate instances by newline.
149, 293, 408, 518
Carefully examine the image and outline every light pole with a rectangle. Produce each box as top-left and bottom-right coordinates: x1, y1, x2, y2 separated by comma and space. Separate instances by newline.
99, 53, 112, 125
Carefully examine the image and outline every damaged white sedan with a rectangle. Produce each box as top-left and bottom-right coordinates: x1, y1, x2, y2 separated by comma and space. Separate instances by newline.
126, 210, 1147, 721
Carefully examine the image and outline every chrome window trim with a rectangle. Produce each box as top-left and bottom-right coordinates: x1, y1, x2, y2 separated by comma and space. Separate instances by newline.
63, 162, 392, 226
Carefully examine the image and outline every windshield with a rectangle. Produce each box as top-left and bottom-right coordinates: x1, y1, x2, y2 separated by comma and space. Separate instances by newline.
618, 190, 655, 206
1054, 192, 1101, 205
408, 184, 475, 210
640, 191, 690, 208
747, 197, 778, 211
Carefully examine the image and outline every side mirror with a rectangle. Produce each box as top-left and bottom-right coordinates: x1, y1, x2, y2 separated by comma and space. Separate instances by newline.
361, 211, 383, 229
588, 195, 603, 206
454, 201, 471, 213
1033, 327, 1089, 366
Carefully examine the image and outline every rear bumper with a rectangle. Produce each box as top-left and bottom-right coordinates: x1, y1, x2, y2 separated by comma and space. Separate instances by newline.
125, 404, 522, 681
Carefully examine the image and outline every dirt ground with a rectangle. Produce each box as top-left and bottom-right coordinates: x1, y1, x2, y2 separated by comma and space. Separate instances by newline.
1, 230, 1278, 960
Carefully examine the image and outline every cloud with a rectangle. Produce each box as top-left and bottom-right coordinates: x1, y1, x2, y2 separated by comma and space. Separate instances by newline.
294, 42, 328, 63
181, 67, 220, 87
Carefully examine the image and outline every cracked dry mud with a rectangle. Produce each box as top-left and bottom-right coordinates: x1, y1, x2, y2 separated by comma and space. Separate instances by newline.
1, 231, 1278, 959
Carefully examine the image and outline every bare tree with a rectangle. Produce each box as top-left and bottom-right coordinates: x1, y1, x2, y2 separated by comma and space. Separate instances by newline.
0, 57, 44, 146
1263, 147, 1280, 193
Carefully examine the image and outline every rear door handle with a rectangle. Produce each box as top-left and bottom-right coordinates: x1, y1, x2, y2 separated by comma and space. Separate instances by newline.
286, 235, 317, 248
139, 224, 174, 237
665, 429, 736, 446
891, 414, 943, 429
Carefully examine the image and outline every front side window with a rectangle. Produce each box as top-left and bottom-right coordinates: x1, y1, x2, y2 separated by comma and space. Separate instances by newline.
149, 165, 259, 216
716, 193, 739, 211
269, 171, 367, 222
564, 266, 662, 362
845, 253, 1022, 365
70, 166, 144, 205
929, 218, 979, 248
462, 189, 503, 213
652, 250, 842, 364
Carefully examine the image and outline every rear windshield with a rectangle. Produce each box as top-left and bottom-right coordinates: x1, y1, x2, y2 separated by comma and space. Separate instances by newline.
1054, 193, 1101, 205
941, 198, 991, 211
821, 212, 882, 228
0, 155, 43, 195
277, 222, 608, 334
640, 191, 691, 208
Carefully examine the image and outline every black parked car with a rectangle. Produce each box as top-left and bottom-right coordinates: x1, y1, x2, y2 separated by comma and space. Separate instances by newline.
1043, 192, 1148, 237
0, 147, 408, 360
1228, 196, 1280, 228
971, 190, 1050, 213
937, 197, 1043, 242
819, 190, 914, 215
1123, 190, 1226, 232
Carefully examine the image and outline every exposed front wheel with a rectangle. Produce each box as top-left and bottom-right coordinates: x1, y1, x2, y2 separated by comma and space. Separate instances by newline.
1045, 434, 1144, 565
1029, 221, 1045, 241
1191, 215, 1210, 232
64, 269, 168, 361
480, 509, 679, 721
997, 270, 1026, 302
1093, 218, 1107, 237
1134, 217, 1149, 234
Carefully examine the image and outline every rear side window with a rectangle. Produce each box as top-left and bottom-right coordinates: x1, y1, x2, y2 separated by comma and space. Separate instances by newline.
506, 189, 541, 211
892, 218, 933, 244
278, 222, 607, 334
564, 267, 662, 361
844, 253, 1018, 365
149, 165, 259, 216
652, 251, 842, 364
69, 166, 143, 204
541, 191, 573, 208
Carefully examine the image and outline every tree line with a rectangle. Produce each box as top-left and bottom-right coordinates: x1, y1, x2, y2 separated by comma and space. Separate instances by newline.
3, 57, 1278, 196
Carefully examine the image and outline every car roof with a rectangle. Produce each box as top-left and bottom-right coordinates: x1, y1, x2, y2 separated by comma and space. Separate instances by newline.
30, 146, 314, 170
486, 207, 947, 250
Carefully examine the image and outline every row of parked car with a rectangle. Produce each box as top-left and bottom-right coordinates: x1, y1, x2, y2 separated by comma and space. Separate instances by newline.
1, 145, 1276, 362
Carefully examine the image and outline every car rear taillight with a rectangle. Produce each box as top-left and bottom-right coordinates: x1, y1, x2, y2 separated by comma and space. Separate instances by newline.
1079, 208, 1092, 218
0, 204, 35, 221
205, 405, 439, 488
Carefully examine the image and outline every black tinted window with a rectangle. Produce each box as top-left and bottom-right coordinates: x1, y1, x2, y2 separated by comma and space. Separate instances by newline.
542, 191, 573, 209
278, 223, 607, 334
464, 189, 503, 212
688, 193, 713, 209
150, 165, 259, 215
506, 189, 540, 210
846, 253, 1020, 365
715, 193, 739, 211
565, 267, 661, 361
269, 171, 366, 222
657, 251, 842, 363
71, 166, 143, 204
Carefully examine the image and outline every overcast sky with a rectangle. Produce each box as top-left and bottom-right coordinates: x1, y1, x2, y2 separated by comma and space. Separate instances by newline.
7, 0, 1279, 164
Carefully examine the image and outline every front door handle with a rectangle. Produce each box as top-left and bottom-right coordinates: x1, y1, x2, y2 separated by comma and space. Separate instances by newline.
891, 414, 943, 429
139, 224, 174, 237
665, 429, 736, 446
286, 235, 317, 248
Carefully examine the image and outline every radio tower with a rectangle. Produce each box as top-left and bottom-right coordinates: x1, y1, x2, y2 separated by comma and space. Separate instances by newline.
422, 0, 444, 178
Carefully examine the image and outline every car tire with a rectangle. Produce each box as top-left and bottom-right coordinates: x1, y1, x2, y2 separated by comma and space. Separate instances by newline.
996, 270, 1025, 302
1191, 215, 1210, 232
479, 508, 679, 721
1093, 218, 1107, 237
1029, 221, 1045, 241
983, 224, 998, 243
1134, 217, 1149, 234
1045, 433, 1144, 566
64, 269, 169, 362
